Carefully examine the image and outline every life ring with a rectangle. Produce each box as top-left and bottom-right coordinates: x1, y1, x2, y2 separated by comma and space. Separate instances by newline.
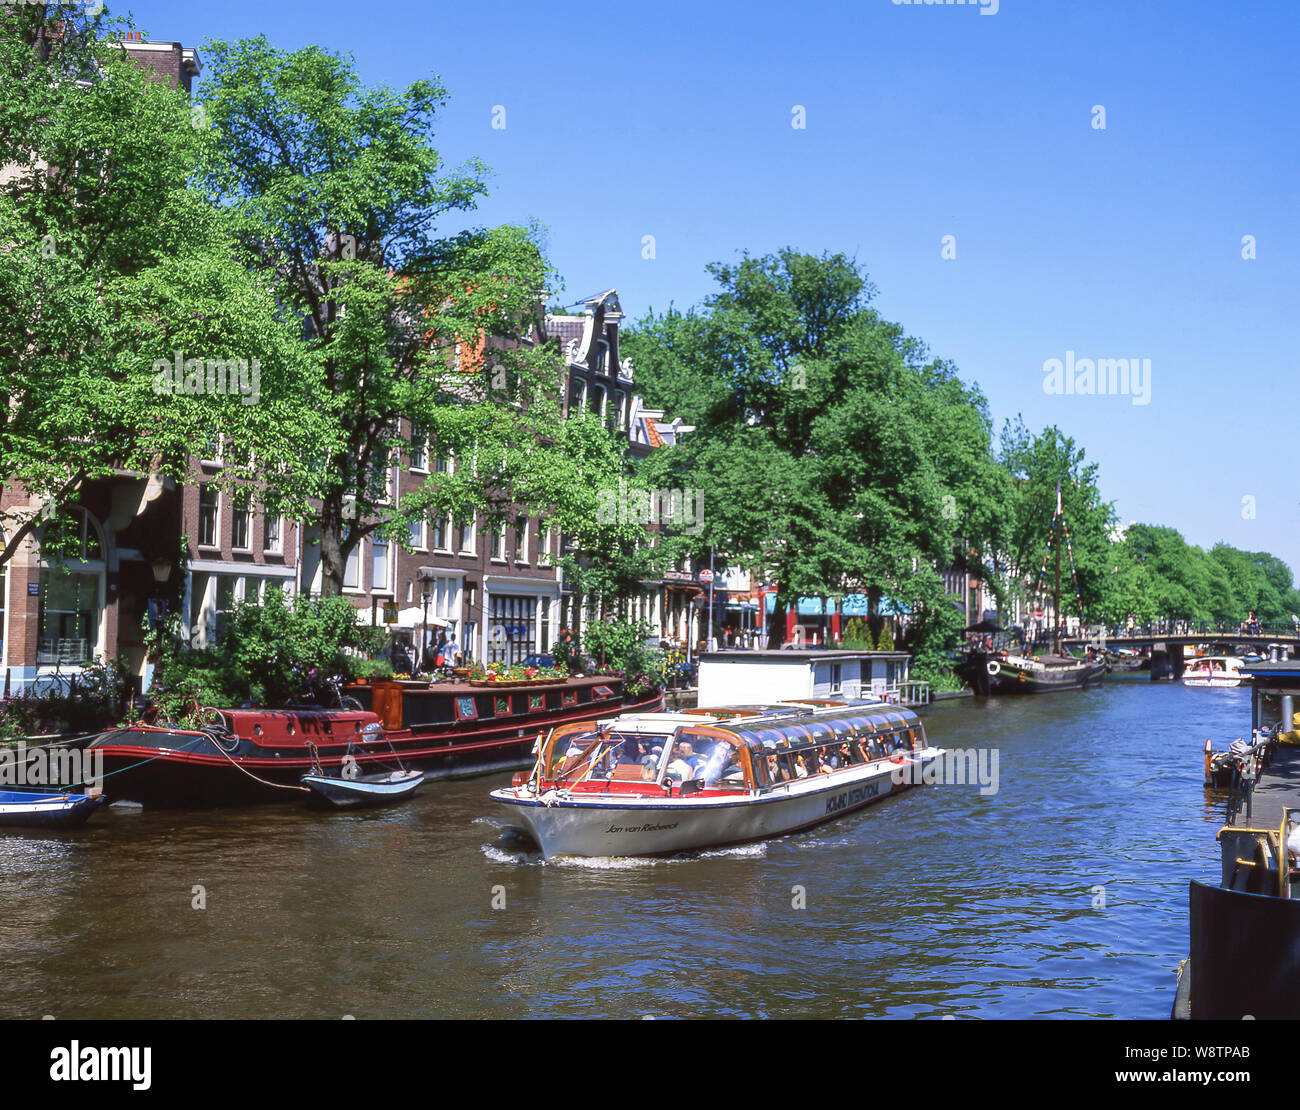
986, 660, 1001, 677
890, 750, 907, 764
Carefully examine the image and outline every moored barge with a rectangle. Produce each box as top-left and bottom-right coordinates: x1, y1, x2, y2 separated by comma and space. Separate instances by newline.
88, 676, 662, 808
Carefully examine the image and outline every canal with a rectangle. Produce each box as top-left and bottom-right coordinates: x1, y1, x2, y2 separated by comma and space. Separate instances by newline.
0, 680, 1243, 1018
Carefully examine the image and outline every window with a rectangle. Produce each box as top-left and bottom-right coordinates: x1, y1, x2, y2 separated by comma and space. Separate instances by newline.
487, 594, 537, 665
539, 522, 552, 563
830, 663, 843, 693
200, 430, 221, 464
264, 514, 282, 554
368, 456, 393, 503
410, 423, 427, 471
343, 544, 361, 591
614, 390, 627, 429
456, 518, 475, 555
214, 575, 238, 639
567, 377, 585, 416
491, 524, 506, 561
514, 519, 528, 563
590, 383, 606, 419
231, 497, 251, 552
409, 517, 426, 551
372, 540, 390, 593
37, 569, 100, 664
198, 485, 219, 548
431, 516, 449, 552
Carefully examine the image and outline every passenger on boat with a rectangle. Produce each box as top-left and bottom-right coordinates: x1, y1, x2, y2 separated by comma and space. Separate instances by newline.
665, 742, 695, 782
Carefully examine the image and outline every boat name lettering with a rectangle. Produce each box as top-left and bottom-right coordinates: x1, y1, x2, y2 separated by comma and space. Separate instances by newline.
606, 821, 680, 834
825, 781, 880, 814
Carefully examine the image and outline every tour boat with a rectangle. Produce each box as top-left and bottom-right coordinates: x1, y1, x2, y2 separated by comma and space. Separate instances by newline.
86, 675, 662, 808
1182, 656, 1249, 688
0, 789, 105, 829
489, 700, 940, 859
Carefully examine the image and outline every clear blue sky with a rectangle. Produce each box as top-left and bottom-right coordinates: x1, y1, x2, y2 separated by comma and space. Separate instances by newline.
121, 0, 1300, 578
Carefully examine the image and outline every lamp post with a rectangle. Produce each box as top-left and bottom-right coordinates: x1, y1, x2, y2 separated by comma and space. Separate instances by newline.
418, 565, 435, 673
148, 557, 172, 700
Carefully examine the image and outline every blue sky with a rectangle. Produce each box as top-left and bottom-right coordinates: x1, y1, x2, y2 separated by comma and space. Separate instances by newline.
120, 0, 1300, 576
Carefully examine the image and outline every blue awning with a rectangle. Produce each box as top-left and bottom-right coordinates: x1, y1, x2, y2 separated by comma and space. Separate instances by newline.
763, 593, 911, 617
763, 596, 824, 616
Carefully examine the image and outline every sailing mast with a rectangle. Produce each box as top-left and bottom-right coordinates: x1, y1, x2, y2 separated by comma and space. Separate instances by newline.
1053, 480, 1062, 655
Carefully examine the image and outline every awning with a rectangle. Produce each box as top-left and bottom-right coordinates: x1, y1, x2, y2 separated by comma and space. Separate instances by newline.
762, 593, 911, 617
395, 607, 452, 629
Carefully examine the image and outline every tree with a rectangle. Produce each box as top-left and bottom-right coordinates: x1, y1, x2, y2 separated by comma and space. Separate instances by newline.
995, 418, 1116, 626
0, 6, 321, 565
623, 248, 1007, 648
197, 37, 597, 595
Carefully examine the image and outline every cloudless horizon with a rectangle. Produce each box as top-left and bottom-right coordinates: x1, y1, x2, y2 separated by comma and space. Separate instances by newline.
119, 0, 1300, 579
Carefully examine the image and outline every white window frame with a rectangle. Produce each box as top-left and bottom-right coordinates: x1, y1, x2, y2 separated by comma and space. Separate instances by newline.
263, 513, 283, 555
197, 484, 220, 550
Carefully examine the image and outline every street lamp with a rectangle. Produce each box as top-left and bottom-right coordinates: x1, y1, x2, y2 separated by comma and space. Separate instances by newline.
418, 565, 436, 672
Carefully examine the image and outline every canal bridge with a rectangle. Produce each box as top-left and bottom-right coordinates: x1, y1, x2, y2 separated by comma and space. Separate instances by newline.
1059, 622, 1300, 679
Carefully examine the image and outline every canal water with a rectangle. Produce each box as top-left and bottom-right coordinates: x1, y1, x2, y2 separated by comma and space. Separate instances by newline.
0, 680, 1247, 1019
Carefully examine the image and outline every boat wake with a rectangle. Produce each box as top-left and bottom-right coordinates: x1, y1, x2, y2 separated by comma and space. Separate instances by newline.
480, 839, 769, 868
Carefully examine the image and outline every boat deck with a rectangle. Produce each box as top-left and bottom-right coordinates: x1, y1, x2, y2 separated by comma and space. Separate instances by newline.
1231, 743, 1300, 829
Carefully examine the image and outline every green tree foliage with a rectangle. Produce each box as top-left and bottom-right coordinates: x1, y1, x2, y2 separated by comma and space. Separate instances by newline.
622, 249, 1008, 653
197, 37, 609, 594
995, 418, 1116, 624
0, 6, 321, 564
149, 592, 386, 722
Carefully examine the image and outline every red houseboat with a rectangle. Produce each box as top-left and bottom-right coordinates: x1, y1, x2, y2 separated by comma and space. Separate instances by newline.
87, 676, 663, 808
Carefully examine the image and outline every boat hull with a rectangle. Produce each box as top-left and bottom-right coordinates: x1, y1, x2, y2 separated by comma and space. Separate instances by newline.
89, 686, 665, 808
300, 771, 423, 809
957, 653, 1106, 695
0, 790, 105, 829
492, 751, 939, 859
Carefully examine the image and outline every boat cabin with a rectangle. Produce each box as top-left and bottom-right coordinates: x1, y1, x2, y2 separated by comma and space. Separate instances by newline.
530, 702, 927, 799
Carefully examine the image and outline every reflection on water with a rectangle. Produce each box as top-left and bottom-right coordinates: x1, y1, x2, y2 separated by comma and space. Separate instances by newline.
0, 682, 1244, 1018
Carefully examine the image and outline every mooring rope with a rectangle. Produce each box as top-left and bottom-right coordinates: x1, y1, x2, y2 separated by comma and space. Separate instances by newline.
202, 732, 310, 794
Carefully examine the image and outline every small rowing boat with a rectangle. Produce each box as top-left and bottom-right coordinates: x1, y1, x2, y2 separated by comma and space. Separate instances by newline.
299, 722, 424, 809
0, 789, 105, 829
300, 769, 424, 809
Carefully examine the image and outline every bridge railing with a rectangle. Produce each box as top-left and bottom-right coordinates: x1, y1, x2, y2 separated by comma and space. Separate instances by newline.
1070, 620, 1300, 641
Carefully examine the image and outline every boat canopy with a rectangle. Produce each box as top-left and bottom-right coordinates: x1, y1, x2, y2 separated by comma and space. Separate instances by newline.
535, 703, 926, 793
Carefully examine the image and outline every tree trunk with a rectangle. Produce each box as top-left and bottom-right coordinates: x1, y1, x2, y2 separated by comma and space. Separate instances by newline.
766, 597, 786, 649
319, 493, 347, 598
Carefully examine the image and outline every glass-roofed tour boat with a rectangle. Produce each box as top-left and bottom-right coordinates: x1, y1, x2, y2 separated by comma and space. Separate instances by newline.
490, 699, 939, 858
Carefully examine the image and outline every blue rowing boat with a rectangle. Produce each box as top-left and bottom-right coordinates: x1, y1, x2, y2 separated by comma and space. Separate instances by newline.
0, 790, 105, 828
